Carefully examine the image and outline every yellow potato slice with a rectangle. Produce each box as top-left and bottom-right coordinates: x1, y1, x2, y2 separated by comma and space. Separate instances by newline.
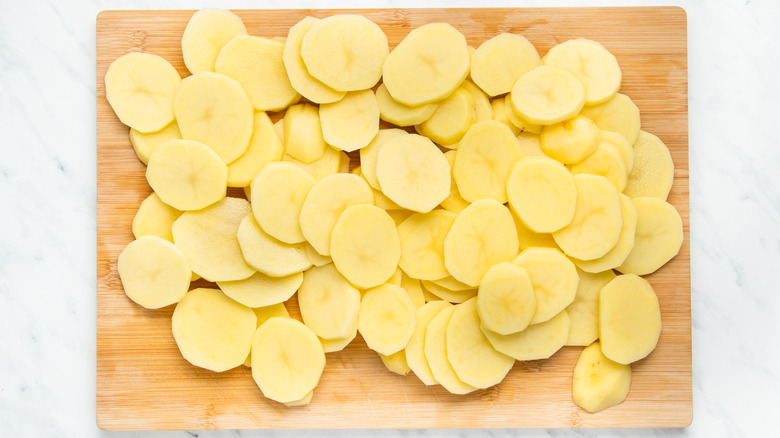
443, 199, 519, 287
565, 268, 616, 346
397, 210, 457, 281
387, 209, 414, 226
299, 263, 361, 340
376, 83, 439, 127
243, 303, 291, 367
429, 275, 473, 292
173, 72, 253, 164
504, 95, 544, 134
320, 322, 357, 353
471, 33, 541, 97
172, 197, 255, 282
236, 214, 311, 277
282, 17, 345, 104
569, 141, 628, 191
300, 14, 388, 92
601, 130, 634, 173
104, 52, 181, 133
599, 274, 662, 364
132, 192, 182, 242
506, 156, 577, 233
172, 288, 256, 372
553, 174, 622, 261
379, 350, 411, 376
516, 132, 545, 157
572, 341, 631, 413
440, 150, 471, 214
283, 103, 327, 164
359, 129, 407, 190
215, 35, 300, 111
227, 112, 283, 187
251, 317, 325, 403
367, 180, 403, 211
181, 8, 247, 74
406, 300, 452, 385
490, 98, 521, 135
513, 247, 579, 324
509, 66, 586, 125
117, 235, 190, 309
283, 145, 342, 181
358, 283, 416, 355
129, 121, 181, 164
420, 280, 477, 304
477, 262, 537, 335
579, 93, 641, 145
305, 243, 332, 267
543, 39, 622, 106
383, 23, 470, 106
460, 80, 493, 123
376, 134, 451, 213
217, 271, 303, 308
617, 197, 683, 275
482, 310, 570, 361
400, 272, 426, 309
284, 391, 314, 407
540, 115, 601, 164
330, 204, 401, 289
573, 194, 638, 273
424, 306, 477, 394
416, 87, 475, 147
250, 162, 315, 244
511, 210, 559, 250
624, 131, 675, 200
319, 89, 380, 152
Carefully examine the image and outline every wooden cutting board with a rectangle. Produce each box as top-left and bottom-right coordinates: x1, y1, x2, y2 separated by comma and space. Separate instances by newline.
96, 7, 690, 430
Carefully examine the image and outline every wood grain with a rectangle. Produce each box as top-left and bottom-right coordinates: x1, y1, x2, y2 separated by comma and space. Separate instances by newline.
97, 8, 690, 430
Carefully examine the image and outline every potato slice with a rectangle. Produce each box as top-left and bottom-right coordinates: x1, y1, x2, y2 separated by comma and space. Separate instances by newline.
569, 141, 628, 191
543, 39, 622, 106
511, 210, 559, 250
599, 274, 662, 364
358, 283, 416, 355
482, 310, 570, 361
299, 263, 361, 340
250, 162, 315, 244
129, 121, 181, 164
283, 103, 327, 164
490, 98, 521, 135
420, 280, 477, 304
319, 89, 380, 152
617, 197, 683, 275
573, 194, 638, 273
461, 80, 493, 123
406, 300, 452, 385
477, 262, 536, 335
601, 130, 634, 173
243, 303, 291, 367
513, 247, 578, 325
227, 112, 283, 187
553, 174, 622, 261
579, 93, 641, 145
516, 132, 545, 157
282, 17, 345, 104
624, 131, 674, 200
330, 204, 401, 289
376, 83, 439, 127
300, 14, 388, 92
440, 151, 471, 214
359, 129, 407, 190
181, 8, 247, 74
506, 156, 577, 233
283, 145, 342, 181
387, 209, 414, 226
443, 199, 519, 287
104, 52, 181, 133
305, 243, 332, 267
217, 271, 303, 308
471, 33, 541, 97
379, 350, 411, 376
565, 268, 616, 346
172, 197, 254, 282
174, 72, 253, 164
509, 66, 586, 125
383, 23, 470, 106
284, 391, 314, 407
504, 95, 543, 134
423, 306, 477, 394
453, 120, 522, 203
376, 134, 451, 213
236, 214, 311, 277
118, 235, 190, 309
132, 192, 182, 242
397, 210, 457, 281
429, 275, 473, 292
572, 341, 632, 413
416, 87, 475, 147
540, 115, 601, 164
320, 322, 357, 353
400, 272, 426, 309
172, 288, 256, 372
251, 317, 326, 403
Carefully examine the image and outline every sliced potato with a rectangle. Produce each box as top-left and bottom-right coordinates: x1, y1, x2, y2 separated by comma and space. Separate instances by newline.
376, 83, 439, 127
540, 115, 601, 165
617, 197, 683, 275
601, 130, 634, 173
319, 89, 380, 152
460, 80, 493, 123
482, 310, 570, 361
406, 300, 452, 385
509, 66, 585, 125
250, 162, 315, 244
440, 150, 471, 214
283, 103, 327, 164
379, 350, 411, 376
320, 322, 357, 353
624, 131, 674, 200
227, 111, 283, 187
513, 247, 579, 325
504, 95, 543, 134
283, 146, 342, 181
397, 210, 457, 281
424, 306, 478, 394
305, 243, 332, 267
573, 194, 638, 273
511, 209, 560, 250
477, 262, 536, 335
470, 33, 540, 97
572, 341, 632, 413
490, 97, 521, 135
400, 272, 426, 309
579, 93, 641, 145
416, 87, 475, 147
299, 263, 361, 340
217, 271, 303, 309
282, 17, 345, 104
359, 129, 408, 190
129, 121, 181, 164
429, 275, 473, 292
236, 214, 311, 277
565, 268, 616, 347
516, 132, 545, 157
132, 192, 182, 242
543, 39, 621, 106
118, 235, 190, 309
420, 280, 477, 304
569, 141, 628, 191
506, 156, 577, 233
181, 8, 247, 74
358, 283, 416, 355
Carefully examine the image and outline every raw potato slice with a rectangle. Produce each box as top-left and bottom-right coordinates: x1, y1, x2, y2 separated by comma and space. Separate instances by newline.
491, 98, 521, 135
471, 33, 541, 97
565, 268, 616, 346
383, 23, 470, 106
217, 271, 303, 308
422, 287, 441, 303
424, 306, 477, 394
573, 194, 638, 273
282, 17, 345, 104
387, 209, 414, 226
320, 322, 357, 353
181, 8, 247, 74
400, 273, 426, 309
421, 280, 477, 304
569, 141, 628, 191
300, 14, 388, 92
506, 156, 577, 233
443, 199, 519, 287
227, 112, 283, 187
599, 274, 662, 364
358, 283, 416, 355
251, 317, 326, 403
430, 275, 473, 292
477, 262, 537, 335
617, 197, 683, 275
376, 134, 451, 213
513, 247, 579, 324
460, 80, 493, 123
504, 95, 543, 134
244, 303, 290, 367
104, 52, 181, 133
379, 350, 410, 376
129, 121, 181, 164
540, 115, 601, 164
319, 89, 380, 152
440, 151, 470, 214
406, 300, 452, 385
482, 310, 570, 361
512, 210, 559, 250
368, 181, 403, 211
172, 197, 255, 282
174, 72, 253, 164
284, 103, 327, 164
118, 235, 190, 309
132, 192, 182, 242
398, 210, 457, 280
299, 263, 361, 340
284, 391, 314, 407
453, 121, 522, 203
250, 162, 316, 244
509, 66, 586, 125
330, 204, 401, 289
300, 173, 373, 256
416, 87, 475, 147
376, 83, 439, 127
553, 174, 622, 261
359, 129, 407, 190
572, 342, 632, 413
236, 214, 311, 277
543, 39, 622, 106
624, 131, 674, 200
305, 243, 332, 267
517, 132, 545, 157
283, 146, 342, 181
172, 288, 256, 372
601, 130, 634, 173
579, 93, 641, 145
215, 35, 300, 111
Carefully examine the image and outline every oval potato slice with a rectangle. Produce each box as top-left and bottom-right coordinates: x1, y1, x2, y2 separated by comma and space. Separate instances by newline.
482, 310, 570, 361
299, 263, 361, 340
319, 89, 380, 153
282, 17, 346, 104
572, 341, 632, 413
506, 156, 577, 233
181, 8, 247, 74
217, 271, 303, 309
406, 301, 452, 385
624, 130, 674, 200
250, 162, 316, 244
358, 283, 416, 355
424, 306, 477, 394
513, 247, 579, 325
118, 235, 191, 309
509, 66, 585, 125
236, 214, 311, 277
471, 33, 541, 97
477, 262, 536, 335
617, 197, 683, 275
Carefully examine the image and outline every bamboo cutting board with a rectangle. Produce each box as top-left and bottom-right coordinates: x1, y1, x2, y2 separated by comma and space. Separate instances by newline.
96, 8, 690, 430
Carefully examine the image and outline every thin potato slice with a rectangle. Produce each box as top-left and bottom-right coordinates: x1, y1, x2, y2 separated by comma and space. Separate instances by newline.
513, 247, 579, 325
517, 132, 545, 157
284, 391, 314, 407
319, 89, 380, 152
236, 214, 311, 277
504, 95, 543, 134
416, 87, 475, 147
482, 310, 570, 361
477, 262, 536, 335
320, 322, 358, 353
506, 156, 577, 233
181, 8, 247, 74
512, 210, 560, 250
471, 33, 541, 97
543, 39, 622, 106
509, 66, 585, 125
424, 306, 477, 394
601, 130, 634, 173
540, 115, 601, 165
400, 273, 426, 309
376, 83, 439, 127
406, 301, 452, 385
283, 145, 342, 181
617, 197, 683, 275
572, 342, 632, 413
573, 194, 638, 273
491, 98, 521, 135
420, 280, 477, 304
284, 103, 327, 164
282, 17, 346, 104
243, 303, 289, 367
227, 111, 283, 187
429, 275, 473, 292
299, 263, 361, 340
118, 235, 190, 309
305, 243, 332, 267
624, 131, 674, 200
565, 268, 616, 346
569, 141, 628, 192
379, 350, 411, 376
359, 129, 408, 190
217, 271, 303, 309
358, 283, 416, 355
440, 151, 471, 214
461, 80, 493, 123
250, 162, 316, 244
129, 121, 181, 164
579, 93, 641, 145
132, 192, 182, 242
397, 210, 457, 281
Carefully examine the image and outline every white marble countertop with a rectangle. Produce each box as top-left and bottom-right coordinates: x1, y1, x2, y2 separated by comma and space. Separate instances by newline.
1, 0, 778, 436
